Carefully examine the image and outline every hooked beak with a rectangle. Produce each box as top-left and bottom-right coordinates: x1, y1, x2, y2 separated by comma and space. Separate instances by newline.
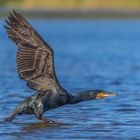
104, 92, 118, 97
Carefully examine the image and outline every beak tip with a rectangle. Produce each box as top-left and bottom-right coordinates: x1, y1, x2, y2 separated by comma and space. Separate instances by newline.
107, 92, 118, 97
113, 93, 118, 96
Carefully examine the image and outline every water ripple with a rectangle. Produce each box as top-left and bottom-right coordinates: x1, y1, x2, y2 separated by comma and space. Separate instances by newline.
1, 19, 140, 139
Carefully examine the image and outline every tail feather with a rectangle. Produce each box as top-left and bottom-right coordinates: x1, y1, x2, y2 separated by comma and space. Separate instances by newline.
4, 111, 18, 122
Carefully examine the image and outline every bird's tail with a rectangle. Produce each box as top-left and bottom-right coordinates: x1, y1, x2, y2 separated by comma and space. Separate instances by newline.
4, 110, 18, 122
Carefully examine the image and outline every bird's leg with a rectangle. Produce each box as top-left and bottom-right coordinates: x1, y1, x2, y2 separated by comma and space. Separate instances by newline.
34, 107, 56, 124
34, 99, 60, 124
38, 116, 56, 124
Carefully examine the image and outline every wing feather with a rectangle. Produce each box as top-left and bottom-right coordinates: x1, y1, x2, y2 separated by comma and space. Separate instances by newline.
5, 10, 60, 91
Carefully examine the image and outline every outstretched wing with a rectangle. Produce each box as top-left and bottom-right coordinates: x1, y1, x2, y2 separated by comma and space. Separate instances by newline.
5, 10, 60, 91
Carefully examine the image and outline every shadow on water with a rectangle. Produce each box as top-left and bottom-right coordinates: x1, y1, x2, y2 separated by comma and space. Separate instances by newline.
22, 121, 72, 131
0, 120, 75, 138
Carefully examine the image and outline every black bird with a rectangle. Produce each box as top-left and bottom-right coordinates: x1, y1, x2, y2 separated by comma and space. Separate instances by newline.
4, 10, 117, 123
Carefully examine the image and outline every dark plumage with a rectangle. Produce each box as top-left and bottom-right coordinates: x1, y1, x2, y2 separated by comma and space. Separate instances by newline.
4, 10, 117, 123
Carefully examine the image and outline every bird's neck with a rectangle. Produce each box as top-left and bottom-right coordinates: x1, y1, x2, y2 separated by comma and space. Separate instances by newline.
69, 90, 97, 104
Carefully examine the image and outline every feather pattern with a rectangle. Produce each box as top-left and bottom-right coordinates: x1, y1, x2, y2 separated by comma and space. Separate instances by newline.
5, 10, 61, 92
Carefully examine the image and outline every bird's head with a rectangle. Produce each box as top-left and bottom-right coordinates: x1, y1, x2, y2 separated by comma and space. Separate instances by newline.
95, 90, 117, 99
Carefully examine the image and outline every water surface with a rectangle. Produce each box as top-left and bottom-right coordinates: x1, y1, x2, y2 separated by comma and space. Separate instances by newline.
0, 19, 140, 140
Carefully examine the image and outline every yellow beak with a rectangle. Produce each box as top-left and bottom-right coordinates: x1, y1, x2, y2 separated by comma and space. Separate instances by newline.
96, 92, 117, 99
104, 92, 117, 97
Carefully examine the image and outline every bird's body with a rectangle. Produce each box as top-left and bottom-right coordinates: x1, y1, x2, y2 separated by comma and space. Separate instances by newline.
8, 91, 69, 117
5, 10, 117, 123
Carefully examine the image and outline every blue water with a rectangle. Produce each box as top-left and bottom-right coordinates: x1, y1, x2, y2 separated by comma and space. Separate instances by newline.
0, 18, 140, 140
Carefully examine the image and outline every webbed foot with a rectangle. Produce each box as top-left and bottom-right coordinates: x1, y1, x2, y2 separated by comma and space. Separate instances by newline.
39, 117, 58, 124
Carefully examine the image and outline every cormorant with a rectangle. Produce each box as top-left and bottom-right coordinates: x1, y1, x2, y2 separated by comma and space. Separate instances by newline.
4, 10, 117, 123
